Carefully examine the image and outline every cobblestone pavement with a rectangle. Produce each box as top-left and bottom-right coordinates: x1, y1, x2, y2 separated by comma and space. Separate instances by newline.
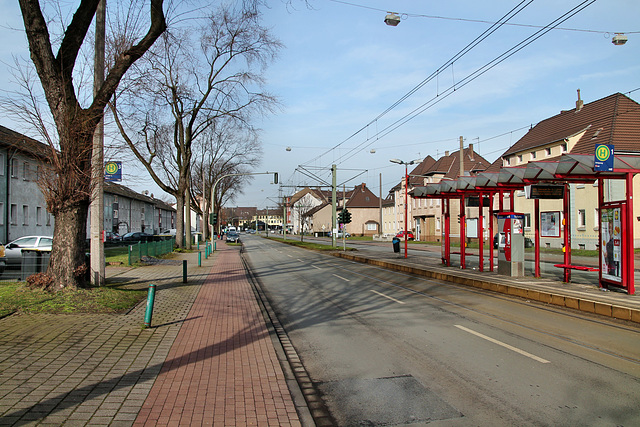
0, 242, 303, 426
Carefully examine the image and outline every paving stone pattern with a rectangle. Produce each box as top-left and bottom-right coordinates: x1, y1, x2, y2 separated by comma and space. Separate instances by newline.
0, 245, 299, 426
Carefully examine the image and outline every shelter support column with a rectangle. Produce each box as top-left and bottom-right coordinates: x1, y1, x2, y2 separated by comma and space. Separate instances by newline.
444, 198, 451, 266
460, 197, 466, 270
563, 183, 571, 282
509, 189, 515, 211
489, 191, 494, 272
478, 192, 484, 272
534, 198, 540, 277
626, 173, 635, 295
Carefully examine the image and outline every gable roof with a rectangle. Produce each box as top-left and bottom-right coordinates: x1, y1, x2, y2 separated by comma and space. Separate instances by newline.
344, 183, 380, 208
424, 145, 491, 179
0, 125, 52, 161
503, 93, 640, 156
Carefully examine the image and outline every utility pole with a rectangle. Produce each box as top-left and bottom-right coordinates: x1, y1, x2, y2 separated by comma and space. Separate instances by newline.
90, 0, 106, 286
331, 164, 337, 248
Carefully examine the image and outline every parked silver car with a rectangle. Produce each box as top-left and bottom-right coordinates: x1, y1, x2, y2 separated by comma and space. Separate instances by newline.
4, 236, 53, 266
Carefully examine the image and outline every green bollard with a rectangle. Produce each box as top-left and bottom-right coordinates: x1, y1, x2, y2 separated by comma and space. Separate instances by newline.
144, 284, 156, 328
183, 260, 187, 283
198, 251, 201, 267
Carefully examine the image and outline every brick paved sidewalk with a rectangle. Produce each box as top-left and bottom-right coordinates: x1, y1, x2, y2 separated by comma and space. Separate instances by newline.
0, 242, 304, 426
134, 243, 301, 426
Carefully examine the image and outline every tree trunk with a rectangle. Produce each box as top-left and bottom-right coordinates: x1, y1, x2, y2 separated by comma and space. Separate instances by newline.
175, 193, 185, 248
48, 200, 90, 291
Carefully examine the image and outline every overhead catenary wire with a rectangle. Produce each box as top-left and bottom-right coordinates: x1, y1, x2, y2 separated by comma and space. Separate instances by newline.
329, 0, 597, 167
303, 0, 537, 166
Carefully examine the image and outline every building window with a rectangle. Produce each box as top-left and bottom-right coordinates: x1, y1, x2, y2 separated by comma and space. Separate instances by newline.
46, 212, 51, 226
11, 159, 18, 178
367, 223, 376, 231
517, 154, 523, 163
436, 217, 441, 230
561, 142, 568, 152
506, 157, 511, 166
37, 207, 42, 225
10, 204, 17, 225
524, 213, 531, 229
23, 162, 30, 180
23, 205, 29, 225
545, 147, 552, 156
0, 202, 3, 225
594, 208, 599, 231
577, 209, 586, 229
0, 154, 4, 175
531, 151, 536, 160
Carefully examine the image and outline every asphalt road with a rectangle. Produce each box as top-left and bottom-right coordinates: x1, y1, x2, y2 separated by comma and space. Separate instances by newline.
242, 235, 640, 426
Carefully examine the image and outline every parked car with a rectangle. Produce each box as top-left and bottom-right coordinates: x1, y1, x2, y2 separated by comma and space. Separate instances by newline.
4, 236, 53, 266
328, 231, 350, 238
396, 231, 415, 240
121, 232, 154, 243
105, 231, 122, 242
0, 242, 6, 273
226, 231, 240, 243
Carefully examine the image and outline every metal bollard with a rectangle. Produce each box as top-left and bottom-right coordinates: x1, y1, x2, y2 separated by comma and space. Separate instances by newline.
144, 284, 156, 328
183, 260, 187, 283
198, 251, 201, 267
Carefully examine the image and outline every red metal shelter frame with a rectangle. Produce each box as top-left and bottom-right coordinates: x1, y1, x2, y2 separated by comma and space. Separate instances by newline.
412, 153, 639, 295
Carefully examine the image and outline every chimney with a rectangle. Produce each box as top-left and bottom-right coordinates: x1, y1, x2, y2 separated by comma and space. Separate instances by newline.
468, 143, 475, 161
445, 150, 449, 157
576, 89, 583, 112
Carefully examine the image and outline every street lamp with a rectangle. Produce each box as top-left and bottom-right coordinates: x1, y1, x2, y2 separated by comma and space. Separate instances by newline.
390, 158, 421, 258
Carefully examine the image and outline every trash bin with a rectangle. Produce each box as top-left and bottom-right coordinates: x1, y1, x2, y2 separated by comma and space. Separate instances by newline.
392, 237, 400, 253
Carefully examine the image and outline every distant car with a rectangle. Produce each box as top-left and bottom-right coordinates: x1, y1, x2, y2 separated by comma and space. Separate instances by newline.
328, 231, 350, 238
226, 231, 240, 243
121, 232, 154, 243
4, 236, 53, 266
396, 231, 415, 240
105, 231, 122, 242
246, 229, 256, 234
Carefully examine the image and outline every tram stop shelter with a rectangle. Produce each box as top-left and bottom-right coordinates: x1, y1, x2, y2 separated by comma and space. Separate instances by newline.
411, 153, 639, 295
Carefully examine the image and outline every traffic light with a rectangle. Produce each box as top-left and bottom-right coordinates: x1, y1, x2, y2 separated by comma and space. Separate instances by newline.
344, 209, 352, 224
337, 210, 344, 224
273, 172, 278, 184
209, 213, 218, 225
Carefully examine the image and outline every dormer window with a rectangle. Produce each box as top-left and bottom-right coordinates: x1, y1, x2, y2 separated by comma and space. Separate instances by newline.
517, 155, 523, 163
561, 142, 568, 152
545, 147, 552, 156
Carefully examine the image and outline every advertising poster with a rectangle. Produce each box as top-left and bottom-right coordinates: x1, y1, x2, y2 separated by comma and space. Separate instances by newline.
601, 207, 622, 283
540, 211, 561, 238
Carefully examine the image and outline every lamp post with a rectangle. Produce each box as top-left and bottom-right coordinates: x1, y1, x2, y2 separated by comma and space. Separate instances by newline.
390, 158, 420, 258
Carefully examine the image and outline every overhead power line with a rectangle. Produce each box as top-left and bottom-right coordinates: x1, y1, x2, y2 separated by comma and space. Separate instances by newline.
317, 0, 598, 168
305, 0, 536, 166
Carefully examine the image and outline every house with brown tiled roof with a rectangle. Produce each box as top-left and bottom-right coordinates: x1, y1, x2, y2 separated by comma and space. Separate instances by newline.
338, 183, 381, 236
500, 91, 640, 249
386, 147, 491, 241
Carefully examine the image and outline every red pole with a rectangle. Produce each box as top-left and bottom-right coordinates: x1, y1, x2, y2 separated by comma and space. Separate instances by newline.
626, 173, 635, 294
534, 198, 540, 277
598, 178, 604, 289
478, 192, 484, 272
489, 191, 494, 272
563, 183, 571, 282
460, 196, 466, 269
404, 164, 408, 259
445, 199, 451, 266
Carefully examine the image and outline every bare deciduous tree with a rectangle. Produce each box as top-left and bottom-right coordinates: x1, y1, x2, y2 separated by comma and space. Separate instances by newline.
111, 4, 280, 248
15, 0, 166, 290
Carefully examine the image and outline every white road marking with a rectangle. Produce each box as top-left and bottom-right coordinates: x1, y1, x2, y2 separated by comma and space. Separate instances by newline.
455, 325, 550, 364
297, 259, 304, 262
332, 274, 350, 282
312, 265, 322, 269
370, 290, 405, 304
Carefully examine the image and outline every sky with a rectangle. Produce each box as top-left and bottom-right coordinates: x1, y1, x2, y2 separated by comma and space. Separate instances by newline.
0, 0, 638, 210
